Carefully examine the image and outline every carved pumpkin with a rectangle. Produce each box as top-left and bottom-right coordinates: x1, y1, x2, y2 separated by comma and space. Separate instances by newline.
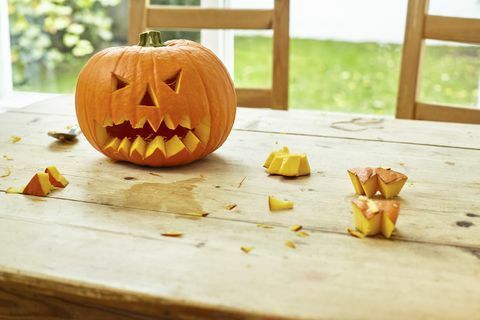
75, 31, 236, 167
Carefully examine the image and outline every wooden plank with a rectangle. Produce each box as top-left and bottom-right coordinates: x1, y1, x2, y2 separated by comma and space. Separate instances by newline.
146, 6, 273, 30
416, 102, 480, 124
271, 0, 290, 110
1, 103, 480, 318
1, 113, 479, 248
0, 200, 479, 319
8, 95, 480, 150
396, 0, 429, 119
424, 15, 480, 45
128, 0, 147, 45
236, 88, 272, 108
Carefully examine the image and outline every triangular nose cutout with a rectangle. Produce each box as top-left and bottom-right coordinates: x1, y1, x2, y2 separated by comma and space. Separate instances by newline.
112, 73, 129, 91
140, 85, 158, 107
164, 69, 181, 93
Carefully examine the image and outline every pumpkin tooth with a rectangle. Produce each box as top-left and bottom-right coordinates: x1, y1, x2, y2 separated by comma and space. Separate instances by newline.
117, 137, 132, 157
145, 136, 166, 158
182, 131, 201, 153
103, 137, 121, 152
179, 115, 192, 129
194, 122, 211, 144
134, 117, 147, 129
165, 135, 187, 158
103, 117, 113, 127
147, 118, 162, 133
94, 122, 108, 147
113, 116, 126, 125
130, 136, 147, 159
164, 114, 176, 130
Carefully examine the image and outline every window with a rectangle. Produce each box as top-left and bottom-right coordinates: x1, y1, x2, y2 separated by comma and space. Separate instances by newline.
0, 0, 12, 98
5, 0, 480, 114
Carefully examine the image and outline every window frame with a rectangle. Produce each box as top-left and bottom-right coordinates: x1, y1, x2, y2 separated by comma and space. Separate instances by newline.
0, 0, 13, 99
200, 0, 234, 77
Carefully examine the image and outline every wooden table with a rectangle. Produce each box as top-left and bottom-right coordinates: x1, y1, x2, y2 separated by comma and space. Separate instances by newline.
1, 95, 479, 319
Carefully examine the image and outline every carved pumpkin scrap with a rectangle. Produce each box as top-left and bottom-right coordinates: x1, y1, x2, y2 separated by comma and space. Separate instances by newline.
76, 31, 236, 167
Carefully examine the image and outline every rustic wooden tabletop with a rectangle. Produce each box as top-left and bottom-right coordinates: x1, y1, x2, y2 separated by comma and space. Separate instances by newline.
0, 95, 479, 319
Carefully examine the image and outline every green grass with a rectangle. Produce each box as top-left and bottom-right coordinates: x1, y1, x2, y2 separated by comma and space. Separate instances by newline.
234, 36, 480, 114
14, 36, 480, 115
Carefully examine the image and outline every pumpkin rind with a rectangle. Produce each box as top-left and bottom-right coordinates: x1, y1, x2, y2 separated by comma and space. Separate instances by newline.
75, 33, 236, 167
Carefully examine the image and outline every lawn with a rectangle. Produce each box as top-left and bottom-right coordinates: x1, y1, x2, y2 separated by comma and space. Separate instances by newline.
235, 36, 480, 114
14, 36, 480, 115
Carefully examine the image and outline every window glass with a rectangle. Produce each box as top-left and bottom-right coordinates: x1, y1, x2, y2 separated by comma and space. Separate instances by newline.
419, 40, 480, 108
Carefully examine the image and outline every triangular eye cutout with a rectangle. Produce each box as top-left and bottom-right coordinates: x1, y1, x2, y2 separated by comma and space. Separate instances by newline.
164, 69, 182, 93
140, 84, 158, 107
112, 73, 129, 91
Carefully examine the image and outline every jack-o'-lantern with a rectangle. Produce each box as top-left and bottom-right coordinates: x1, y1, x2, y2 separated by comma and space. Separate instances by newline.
75, 31, 236, 167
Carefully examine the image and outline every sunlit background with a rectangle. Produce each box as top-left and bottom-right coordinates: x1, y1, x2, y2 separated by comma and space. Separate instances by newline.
6, 0, 480, 114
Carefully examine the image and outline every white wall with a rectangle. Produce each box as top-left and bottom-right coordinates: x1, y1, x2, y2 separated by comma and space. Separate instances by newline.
231, 0, 480, 43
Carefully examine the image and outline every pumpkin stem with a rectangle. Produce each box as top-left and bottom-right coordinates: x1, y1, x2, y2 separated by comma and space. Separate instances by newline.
138, 31, 165, 47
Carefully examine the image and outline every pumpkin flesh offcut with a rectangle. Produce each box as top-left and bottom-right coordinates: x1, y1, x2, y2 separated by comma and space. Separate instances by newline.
376, 168, 408, 199
351, 196, 400, 239
23, 173, 54, 197
348, 167, 407, 198
347, 167, 379, 198
268, 196, 294, 211
45, 166, 69, 188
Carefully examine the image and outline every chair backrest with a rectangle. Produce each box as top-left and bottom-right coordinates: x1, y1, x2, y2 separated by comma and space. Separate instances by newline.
129, 0, 290, 110
397, 0, 480, 124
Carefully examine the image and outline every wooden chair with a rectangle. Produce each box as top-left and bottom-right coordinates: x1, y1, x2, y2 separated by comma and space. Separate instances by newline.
397, 0, 480, 124
129, 0, 290, 110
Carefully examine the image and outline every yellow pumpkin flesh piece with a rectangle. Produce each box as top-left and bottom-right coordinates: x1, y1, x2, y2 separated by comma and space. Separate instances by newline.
265, 146, 310, 177
263, 146, 289, 168
268, 196, 294, 211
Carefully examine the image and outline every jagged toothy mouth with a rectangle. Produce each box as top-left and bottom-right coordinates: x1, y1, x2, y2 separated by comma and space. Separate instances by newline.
94, 115, 210, 160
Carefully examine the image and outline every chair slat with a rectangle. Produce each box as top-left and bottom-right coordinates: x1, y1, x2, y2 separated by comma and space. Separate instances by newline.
147, 7, 274, 30
425, 15, 480, 45
396, 0, 429, 119
272, 0, 290, 110
236, 88, 272, 108
416, 102, 480, 124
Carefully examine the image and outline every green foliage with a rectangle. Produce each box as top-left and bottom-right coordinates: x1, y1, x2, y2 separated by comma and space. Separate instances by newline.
9, 0, 121, 85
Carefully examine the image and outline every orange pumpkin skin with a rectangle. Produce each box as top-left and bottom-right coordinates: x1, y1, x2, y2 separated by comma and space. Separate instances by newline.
75, 34, 236, 167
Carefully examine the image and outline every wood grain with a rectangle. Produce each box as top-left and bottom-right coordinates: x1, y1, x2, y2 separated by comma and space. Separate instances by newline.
424, 15, 480, 45
10, 95, 480, 150
0, 202, 479, 320
1, 95, 479, 319
147, 7, 273, 30
236, 88, 272, 108
128, 0, 147, 45
416, 102, 480, 124
396, 0, 428, 120
1, 111, 479, 249
271, 0, 290, 110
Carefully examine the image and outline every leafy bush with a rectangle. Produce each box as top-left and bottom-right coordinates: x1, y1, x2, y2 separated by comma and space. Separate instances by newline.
9, 0, 121, 85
